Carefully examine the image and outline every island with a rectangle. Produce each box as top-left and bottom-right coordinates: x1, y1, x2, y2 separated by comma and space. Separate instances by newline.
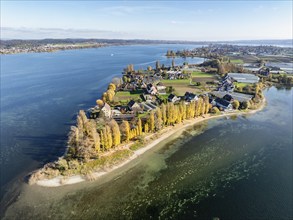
28, 46, 292, 187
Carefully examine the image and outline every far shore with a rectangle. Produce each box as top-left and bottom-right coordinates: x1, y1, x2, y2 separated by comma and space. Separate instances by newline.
35, 98, 266, 187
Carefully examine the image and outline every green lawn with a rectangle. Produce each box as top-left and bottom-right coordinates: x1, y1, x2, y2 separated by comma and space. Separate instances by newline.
230, 59, 244, 64
161, 79, 196, 96
235, 82, 249, 88
191, 71, 214, 78
161, 79, 190, 84
114, 90, 143, 102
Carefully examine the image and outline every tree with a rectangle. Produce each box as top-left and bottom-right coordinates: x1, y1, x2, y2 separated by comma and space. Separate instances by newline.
137, 118, 142, 136
156, 60, 161, 70
144, 123, 149, 133
120, 120, 130, 142
161, 103, 167, 125
154, 108, 163, 131
108, 83, 116, 91
148, 111, 155, 132
102, 92, 107, 102
122, 75, 128, 83
242, 101, 250, 110
106, 90, 114, 102
109, 119, 121, 147
232, 100, 240, 109
147, 66, 152, 71
211, 107, 220, 114
112, 77, 122, 87
106, 125, 113, 149
96, 99, 104, 108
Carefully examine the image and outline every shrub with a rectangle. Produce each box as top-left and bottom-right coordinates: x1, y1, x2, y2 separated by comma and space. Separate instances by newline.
211, 107, 220, 114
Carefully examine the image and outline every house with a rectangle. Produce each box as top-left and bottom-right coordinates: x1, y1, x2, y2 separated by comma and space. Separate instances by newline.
143, 93, 153, 101
156, 82, 166, 90
212, 98, 233, 111
223, 94, 234, 103
140, 102, 153, 112
184, 92, 198, 102
112, 109, 122, 116
101, 103, 112, 118
127, 100, 142, 112
88, 106, 100, 119
168, 94, 181, 103
146, 83, 157, 95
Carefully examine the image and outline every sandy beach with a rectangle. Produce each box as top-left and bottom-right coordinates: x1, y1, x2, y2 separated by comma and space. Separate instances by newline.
35, 99, 266, 187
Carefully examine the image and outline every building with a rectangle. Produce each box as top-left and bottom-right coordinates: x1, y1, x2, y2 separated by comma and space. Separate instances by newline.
227, 73, 259, 84
223, 94, 234, 103
168, 94, 181, 103
184, 92, 198, 102
146, 83, 157, 95
212, 98, 233, 111
101, 103, 112, 118
127, 100, 141, 112
156, 82, 166, 90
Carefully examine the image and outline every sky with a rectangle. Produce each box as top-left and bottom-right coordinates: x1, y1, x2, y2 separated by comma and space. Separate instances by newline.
1, 1, 292, 41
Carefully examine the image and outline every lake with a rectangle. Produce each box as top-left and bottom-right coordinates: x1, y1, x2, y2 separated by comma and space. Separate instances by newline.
0, 44, 204, 214
1, 45, 292, 219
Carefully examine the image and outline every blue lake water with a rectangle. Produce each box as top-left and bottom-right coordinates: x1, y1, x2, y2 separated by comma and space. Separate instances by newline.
1, 44, 292, 219
0, 44, 204, 209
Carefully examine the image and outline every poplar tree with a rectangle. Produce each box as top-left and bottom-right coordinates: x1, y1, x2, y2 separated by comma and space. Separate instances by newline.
110, 119, 121, 147
137, 118, 142, 136
161, 103, 167, 125
120, 120, 130, 142
149, 111, 155, 132
155, 108, 163, 131
144, 123, 149, 133
156, 60, 161, 70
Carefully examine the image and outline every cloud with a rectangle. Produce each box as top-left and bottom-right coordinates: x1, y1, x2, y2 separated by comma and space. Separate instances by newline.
1, 27, 138, 39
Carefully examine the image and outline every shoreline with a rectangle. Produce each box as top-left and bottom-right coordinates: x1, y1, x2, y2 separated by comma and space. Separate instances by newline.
35, 98, 266, 187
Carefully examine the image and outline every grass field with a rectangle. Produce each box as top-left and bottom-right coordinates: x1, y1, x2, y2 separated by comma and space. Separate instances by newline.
161, 79, 198, 95
114, 90, 143, 102
230, 59, 244, 64
191, 71, 215, 77
235, 82, 249, 88
161, 79, 191, 84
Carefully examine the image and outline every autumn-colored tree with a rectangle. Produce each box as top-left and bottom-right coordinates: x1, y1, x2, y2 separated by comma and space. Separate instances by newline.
120, 120, 130, 142
100, 130, 105, 151
108, 83, 116, 91
161, 103, 167, 125
96, 99, 104, 108
109, 120, 121, 147
148, 111, 155, 132
175, 105, 181, 124
232, 100, 240, 109
144, 123, 149, 133
106, 125, 113, 149
102, 92, 107, 102
137, 118, 142, 136
155, 108, 163, 131
204, 96, 210, 114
